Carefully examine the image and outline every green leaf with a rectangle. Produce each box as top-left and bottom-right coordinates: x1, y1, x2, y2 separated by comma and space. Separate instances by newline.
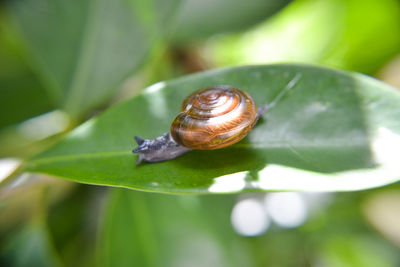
171, 0, 290, 43
46, 185, 98, 267
7, 0, 181, 118
210, 0, 400, 74
0, 73, 54, 131
0, 224, 61, 267
97, 189, 252, 267
24, 65, 400, 193
0, 13, 53, 130
320, 235, 397, 267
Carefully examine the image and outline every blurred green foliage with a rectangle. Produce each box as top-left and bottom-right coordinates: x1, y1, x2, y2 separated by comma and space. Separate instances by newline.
170, 0, 291, 43
7, 0, 182, 118
209, 0, 400, 74
1, 0, 400, 266
1, 224, 61, 267
0, 13, 53, 129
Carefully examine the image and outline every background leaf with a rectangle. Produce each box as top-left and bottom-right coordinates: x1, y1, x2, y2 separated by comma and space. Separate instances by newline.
170, 0, 291, 43
0, 73, 53, 130
98, 189, 252, 267
24, 65, 400, 193
209, 0, 400, 74
98, 188, 400, 267
0, 12, 53, 130
7, 0, 181, 118
0, 223, 61, 267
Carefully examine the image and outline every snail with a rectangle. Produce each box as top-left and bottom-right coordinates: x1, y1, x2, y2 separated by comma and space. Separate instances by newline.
133, 85, 266, 164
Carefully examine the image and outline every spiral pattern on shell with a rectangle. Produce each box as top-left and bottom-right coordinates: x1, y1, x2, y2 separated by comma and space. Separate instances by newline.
170, 85, 258, 150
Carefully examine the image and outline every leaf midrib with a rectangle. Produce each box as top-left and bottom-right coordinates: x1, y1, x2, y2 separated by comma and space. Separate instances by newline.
27, 140, 367, 166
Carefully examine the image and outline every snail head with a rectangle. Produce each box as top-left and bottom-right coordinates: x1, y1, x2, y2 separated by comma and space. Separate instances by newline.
133, 133, 191, 165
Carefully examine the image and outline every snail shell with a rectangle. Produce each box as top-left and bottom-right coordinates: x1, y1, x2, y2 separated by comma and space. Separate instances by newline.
170, 85, 258, 150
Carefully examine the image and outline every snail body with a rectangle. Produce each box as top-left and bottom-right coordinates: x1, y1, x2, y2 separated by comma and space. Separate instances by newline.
133, 85, 263, 164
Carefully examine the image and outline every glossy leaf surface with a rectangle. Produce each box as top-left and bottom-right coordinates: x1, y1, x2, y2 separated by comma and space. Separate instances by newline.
25, 65, 400, 193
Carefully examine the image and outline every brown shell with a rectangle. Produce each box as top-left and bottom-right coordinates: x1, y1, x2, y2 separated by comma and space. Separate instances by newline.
170, 85, 258, 150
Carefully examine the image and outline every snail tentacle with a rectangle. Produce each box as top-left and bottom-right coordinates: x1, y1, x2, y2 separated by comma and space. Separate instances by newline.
257, 105, 267, 119
133, 133, 191, 164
